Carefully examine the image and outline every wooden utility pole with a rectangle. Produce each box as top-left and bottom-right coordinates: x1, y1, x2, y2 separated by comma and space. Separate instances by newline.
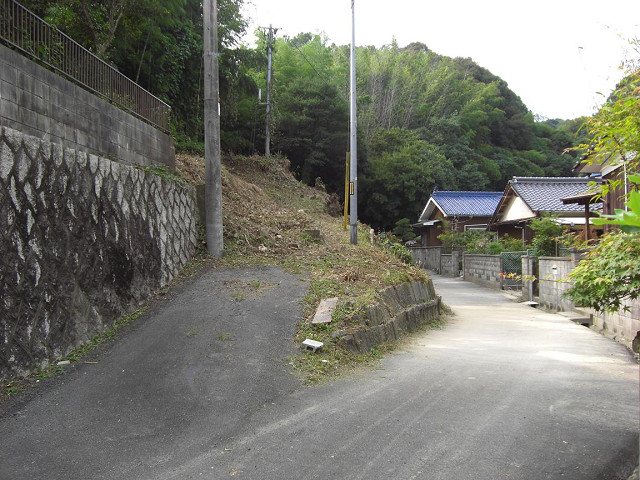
203, 0, 223, 257
349, 0, 358, 244
265, 25, 275, 156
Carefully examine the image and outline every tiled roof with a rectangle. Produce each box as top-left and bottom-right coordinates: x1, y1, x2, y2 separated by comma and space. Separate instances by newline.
431, 191, 503, 217
510, 177, 601, 213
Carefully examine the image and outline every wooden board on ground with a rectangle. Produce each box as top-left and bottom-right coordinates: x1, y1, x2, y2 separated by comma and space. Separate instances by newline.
311, 297, 339, 324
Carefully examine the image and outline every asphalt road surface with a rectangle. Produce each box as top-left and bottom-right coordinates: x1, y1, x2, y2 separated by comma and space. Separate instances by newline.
0, 269, 637, 479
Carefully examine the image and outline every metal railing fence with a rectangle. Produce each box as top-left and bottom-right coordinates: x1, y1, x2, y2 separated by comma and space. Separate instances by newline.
0, 0, 171, 132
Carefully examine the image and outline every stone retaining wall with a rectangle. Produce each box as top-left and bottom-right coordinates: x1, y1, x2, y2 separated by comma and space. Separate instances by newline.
463, 254, 502, 289
0, 44, 174, 169
0, 127, 196, 378
338, 281, 441, 353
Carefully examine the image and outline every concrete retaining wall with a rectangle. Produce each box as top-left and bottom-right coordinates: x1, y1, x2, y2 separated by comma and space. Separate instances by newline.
0, 44, 174, 169
338, 281, 441, 353
463, 254, 502, 289
0, 127, 196, 378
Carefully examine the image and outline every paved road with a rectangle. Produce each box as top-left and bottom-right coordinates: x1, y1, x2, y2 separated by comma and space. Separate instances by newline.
0, 271, 637, 479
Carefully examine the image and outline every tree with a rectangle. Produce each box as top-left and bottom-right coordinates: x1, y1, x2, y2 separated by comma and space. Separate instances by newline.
567, 232, 640, 312
360, 129, 455, 229
529, 216, 563, 257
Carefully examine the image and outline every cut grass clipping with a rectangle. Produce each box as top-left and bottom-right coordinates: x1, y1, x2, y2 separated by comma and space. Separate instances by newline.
174, 152, 434, 383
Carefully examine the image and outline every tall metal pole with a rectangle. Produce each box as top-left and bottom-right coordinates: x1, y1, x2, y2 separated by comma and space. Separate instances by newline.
265, 25, 274, 156
349, 0, 358, 244
203, 0, 223, 257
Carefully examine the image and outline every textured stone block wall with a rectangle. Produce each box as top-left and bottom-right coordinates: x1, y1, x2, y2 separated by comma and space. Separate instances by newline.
0, 127, 196, 378
0, 45, 174, 169
463, 254, 502, 289
338, 281, 441, 353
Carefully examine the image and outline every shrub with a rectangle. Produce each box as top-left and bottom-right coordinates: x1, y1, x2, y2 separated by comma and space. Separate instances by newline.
379, 234, 413, 264
392, 218, 418, 243
566, 232, 640, 312
439, 230, 524, 254
529, 216, 563, 256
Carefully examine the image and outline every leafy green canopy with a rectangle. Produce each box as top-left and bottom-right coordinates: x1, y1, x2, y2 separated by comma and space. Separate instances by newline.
529, 216, 564, 257
567, 232, 640, 312
26, 0, 256, 152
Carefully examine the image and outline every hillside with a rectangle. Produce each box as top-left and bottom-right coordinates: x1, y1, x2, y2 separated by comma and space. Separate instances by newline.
176, 153, 434, 382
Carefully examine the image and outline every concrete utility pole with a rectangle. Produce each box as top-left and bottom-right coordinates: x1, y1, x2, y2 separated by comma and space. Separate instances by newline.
265, 25, 275, 156
349, 0, 358, 244
203, 0, 223, 257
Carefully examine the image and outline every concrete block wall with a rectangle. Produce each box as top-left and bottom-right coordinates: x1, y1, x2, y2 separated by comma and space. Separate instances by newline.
537, 257, 576, 312
0, 44, 174, 169
592, 300, 640, 350
0, 127, 196, 379
521, 255, 537, 301
440, 254, 453, 275
536, 255, 640, 349
410, 247, 442, 273
463, 254, 502, 289
440, 251, 462, 277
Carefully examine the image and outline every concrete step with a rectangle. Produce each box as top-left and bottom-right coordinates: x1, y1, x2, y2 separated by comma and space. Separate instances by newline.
558, 311, 592, 326
521, 301, 539, 307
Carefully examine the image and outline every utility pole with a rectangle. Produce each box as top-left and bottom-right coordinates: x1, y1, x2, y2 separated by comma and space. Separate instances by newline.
349, 0, 358, 244
265, 25, 275, 156
203, 0, 223, 257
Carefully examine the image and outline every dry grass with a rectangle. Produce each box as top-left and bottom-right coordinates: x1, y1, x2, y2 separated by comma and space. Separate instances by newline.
176, 152, 430, 382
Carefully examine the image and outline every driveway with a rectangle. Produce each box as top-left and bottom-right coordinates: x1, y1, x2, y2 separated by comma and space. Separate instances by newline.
0, 271, 637, 479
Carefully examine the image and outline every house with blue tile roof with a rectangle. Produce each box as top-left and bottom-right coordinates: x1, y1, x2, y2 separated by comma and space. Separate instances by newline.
414, 190, 503, 246
488, 176, 602, 241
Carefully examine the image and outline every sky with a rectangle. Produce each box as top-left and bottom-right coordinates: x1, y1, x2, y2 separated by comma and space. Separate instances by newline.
241, 0, 640, 120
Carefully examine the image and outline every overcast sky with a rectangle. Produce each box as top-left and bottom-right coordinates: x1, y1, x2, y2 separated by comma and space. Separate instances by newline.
241, 0, 639, 120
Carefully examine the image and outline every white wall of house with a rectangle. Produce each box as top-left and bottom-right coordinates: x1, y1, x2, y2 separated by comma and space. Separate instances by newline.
502, 196, 535, 222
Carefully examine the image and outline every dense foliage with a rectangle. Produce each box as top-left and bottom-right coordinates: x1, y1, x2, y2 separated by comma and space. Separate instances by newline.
438, 230, 524, 254
529, 216, 564, 257
567, 60, 640, 313
25, 2, 582, 230
566, 232, 640, 312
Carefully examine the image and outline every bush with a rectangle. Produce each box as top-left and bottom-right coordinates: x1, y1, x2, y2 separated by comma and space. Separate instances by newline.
529, 216, 563, 256
566, 232, 640, 312
438, 230, 524, 254
438, 230, 492, 252
392, 218, 418, 243
379, 233, 413, 264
